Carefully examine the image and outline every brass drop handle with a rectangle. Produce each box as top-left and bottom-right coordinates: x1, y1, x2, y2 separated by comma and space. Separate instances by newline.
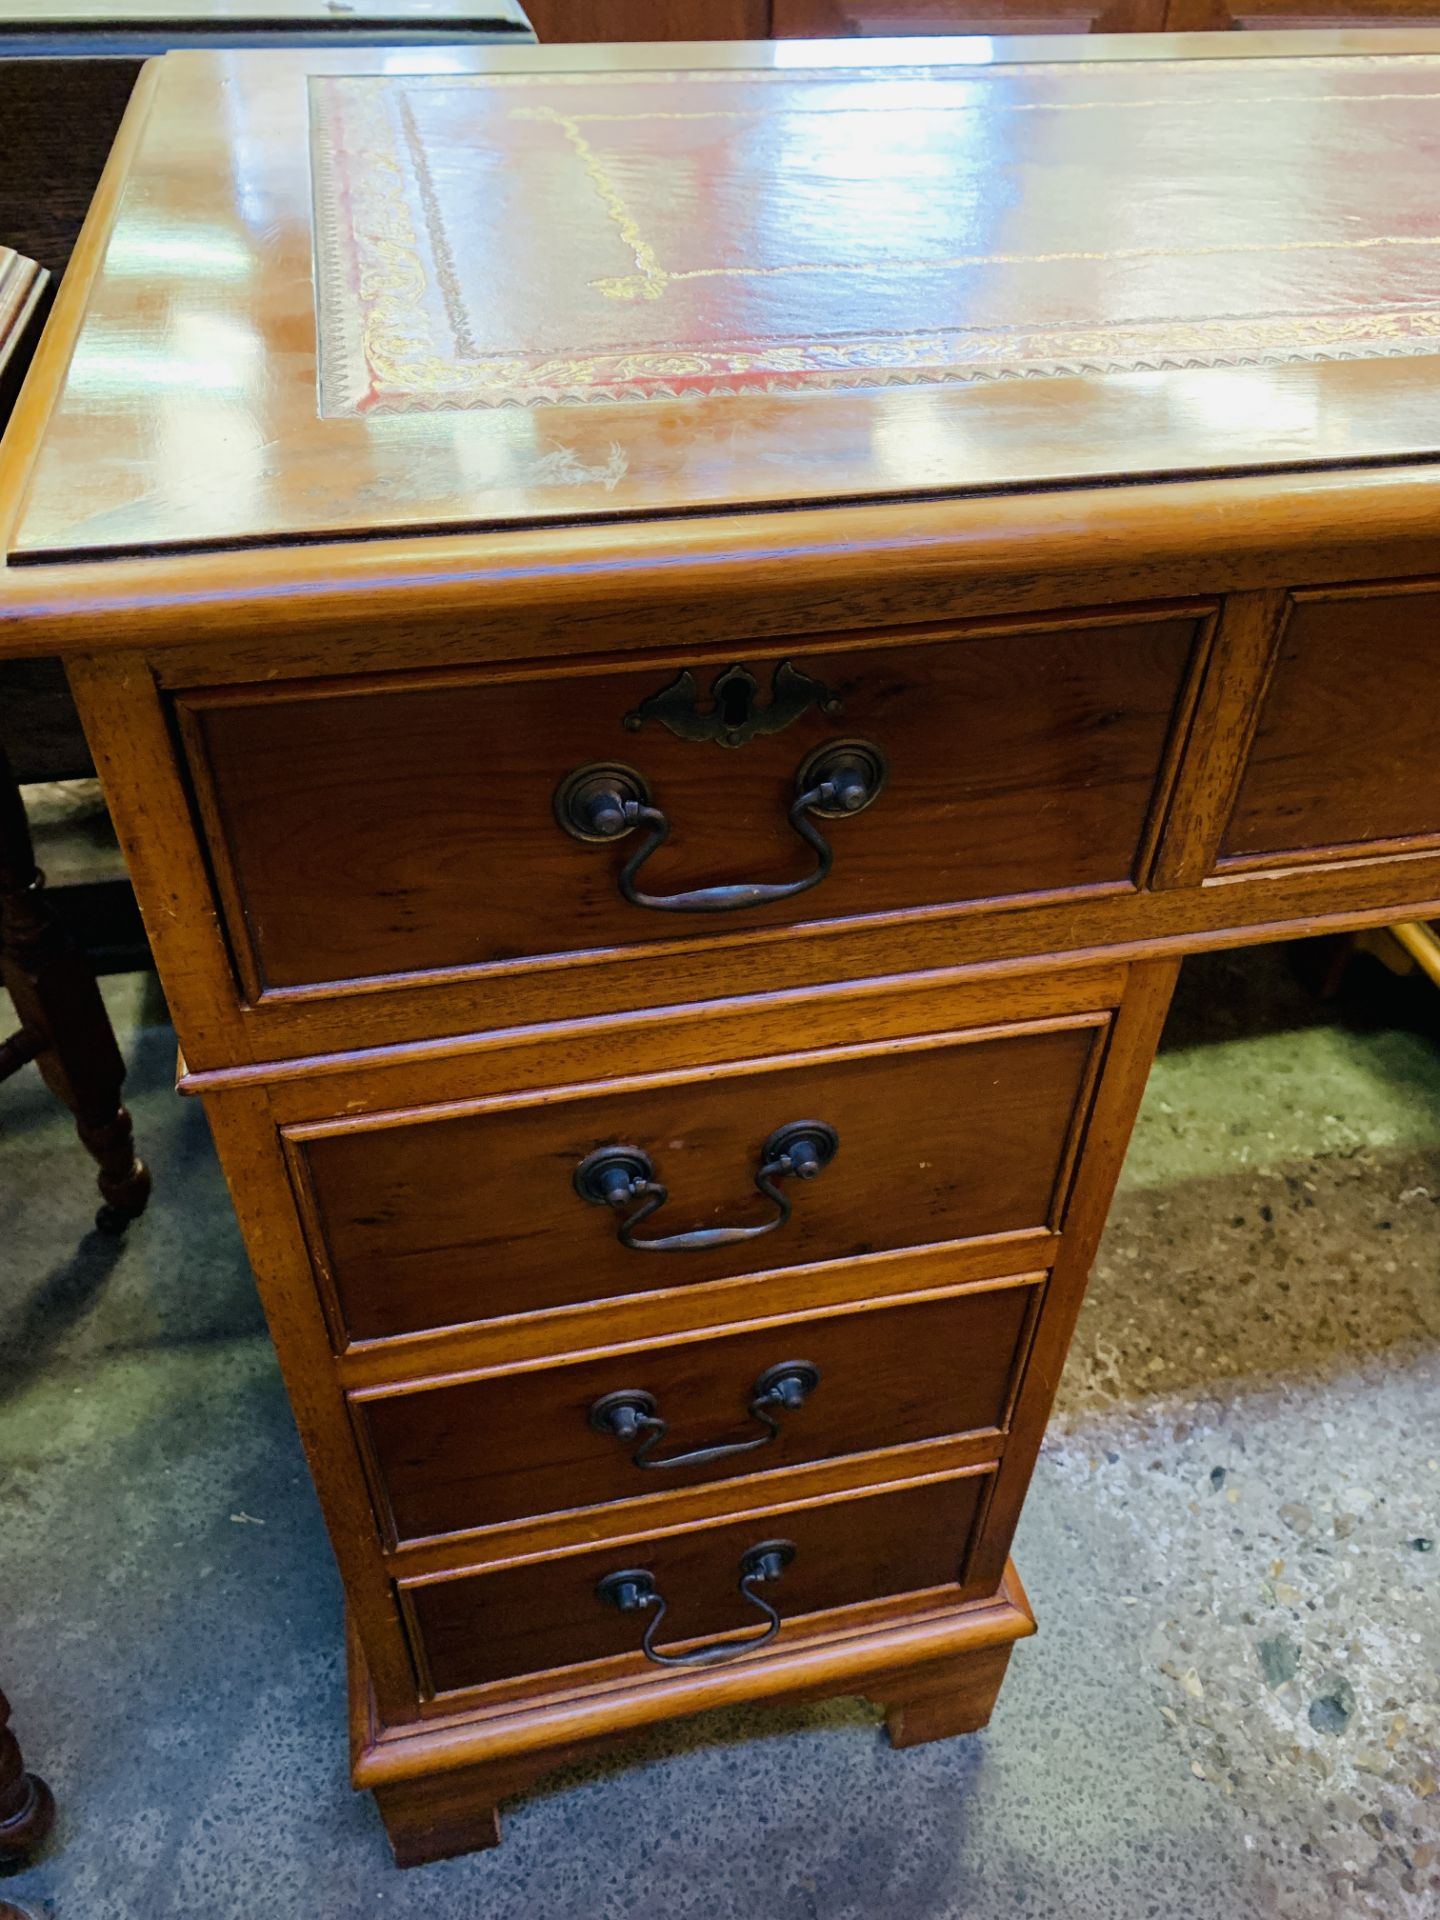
596, 1540, 796, 1669
588, 1360, 821, 1471
553, 740, 886, 913
573, 1121, 839, 1252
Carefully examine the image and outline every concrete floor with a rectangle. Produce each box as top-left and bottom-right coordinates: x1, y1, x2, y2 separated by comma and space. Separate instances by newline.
1, 945, 1437, 1919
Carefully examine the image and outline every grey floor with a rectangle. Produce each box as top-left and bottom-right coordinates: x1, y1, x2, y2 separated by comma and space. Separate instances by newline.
1, 946, 1437, 1920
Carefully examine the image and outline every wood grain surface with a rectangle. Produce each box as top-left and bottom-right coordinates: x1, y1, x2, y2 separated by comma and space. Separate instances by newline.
179, 614, 1200, 993
402, 1467, 994, 1695
355, 1281, 1037, 1540
1220, 585, 1440, 865
293, 1019, 1099, 1340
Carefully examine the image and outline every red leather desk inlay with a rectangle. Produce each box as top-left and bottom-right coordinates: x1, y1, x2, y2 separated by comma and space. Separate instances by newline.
312, 57, 1440, 412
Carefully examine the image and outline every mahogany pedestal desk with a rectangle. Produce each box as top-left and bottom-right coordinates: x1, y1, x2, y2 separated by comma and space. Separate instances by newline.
2, 31, 1439, 1867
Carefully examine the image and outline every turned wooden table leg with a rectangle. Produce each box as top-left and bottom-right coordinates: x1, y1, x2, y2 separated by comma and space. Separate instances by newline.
0, 1690, 54, 1869
874, 1641, 1017, 1751
0, 742, 150, 1232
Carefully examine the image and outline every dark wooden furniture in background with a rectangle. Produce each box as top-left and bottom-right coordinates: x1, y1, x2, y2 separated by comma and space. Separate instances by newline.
523, 0, 768, 33
0, 2, 532, 285
768, 0, 1164, 32
4, 32, 1440, 1867
524, 0, 1440, 35
1159, 0, 1440, 26
0, 1688, 52, 1871
0, 733, 150, 1228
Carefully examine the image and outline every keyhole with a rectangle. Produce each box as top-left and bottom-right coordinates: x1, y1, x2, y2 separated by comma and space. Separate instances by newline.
719, 678, 753, 728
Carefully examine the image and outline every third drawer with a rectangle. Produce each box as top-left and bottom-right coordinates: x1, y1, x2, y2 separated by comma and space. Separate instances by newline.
354, 1278, 1039, 1544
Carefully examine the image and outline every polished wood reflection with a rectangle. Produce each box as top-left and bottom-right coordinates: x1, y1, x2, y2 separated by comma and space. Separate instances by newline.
15, 36, 1440, 561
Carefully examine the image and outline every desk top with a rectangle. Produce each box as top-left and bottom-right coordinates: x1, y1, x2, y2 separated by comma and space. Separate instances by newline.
12, 32, 1440, 564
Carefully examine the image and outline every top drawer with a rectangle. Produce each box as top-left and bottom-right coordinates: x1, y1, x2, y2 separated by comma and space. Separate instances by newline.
177, 611, 1202, 1000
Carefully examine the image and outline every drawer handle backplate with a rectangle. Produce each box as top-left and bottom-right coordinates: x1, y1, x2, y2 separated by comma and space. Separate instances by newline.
588, 1360, 821, 1472
622, 659, 841, 749
553, 739, 886, 913
596, 1539, 796, 1669
574, 1121, 839, 1252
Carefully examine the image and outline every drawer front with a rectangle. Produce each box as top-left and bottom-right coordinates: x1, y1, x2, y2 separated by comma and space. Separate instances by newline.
403, 1468, 993, 1696
180, 615, 1200, 995
358, 1283, 1036, 1543
294, 1019, 1100, 1343
1221, 587, 1440, 867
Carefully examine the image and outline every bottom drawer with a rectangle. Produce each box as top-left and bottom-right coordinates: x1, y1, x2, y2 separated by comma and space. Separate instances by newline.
402, 1466, 994, 1697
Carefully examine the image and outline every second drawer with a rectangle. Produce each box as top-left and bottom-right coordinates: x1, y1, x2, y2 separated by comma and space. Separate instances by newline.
355, 1280, 1038, 1544
290, 1014, 1102, 1344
